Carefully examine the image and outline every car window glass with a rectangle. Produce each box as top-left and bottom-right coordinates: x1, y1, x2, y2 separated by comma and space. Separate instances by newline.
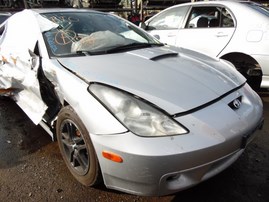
0, 25, 5, 36
242, 2, 269, 17
221, 8, 234, 27
42, 12, 160, 57
147, 6, 189, 30
0, 16, 8, 24
186, 6, 234, 28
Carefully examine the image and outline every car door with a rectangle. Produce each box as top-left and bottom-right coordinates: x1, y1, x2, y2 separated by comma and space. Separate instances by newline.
176, 5, 236, 57
146, 5, 190, 45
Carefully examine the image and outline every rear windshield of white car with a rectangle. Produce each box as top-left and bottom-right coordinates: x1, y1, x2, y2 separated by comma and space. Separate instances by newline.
242, 2, 269, 17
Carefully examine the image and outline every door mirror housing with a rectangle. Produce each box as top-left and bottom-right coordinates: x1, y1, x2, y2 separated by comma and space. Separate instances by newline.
28, 49, 40, 70
139, 22, 146, 30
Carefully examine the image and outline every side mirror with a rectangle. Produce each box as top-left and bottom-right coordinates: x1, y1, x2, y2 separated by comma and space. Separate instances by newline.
139, 22, 146, 30
28, 49, 40, 70
153, 35, 160, 40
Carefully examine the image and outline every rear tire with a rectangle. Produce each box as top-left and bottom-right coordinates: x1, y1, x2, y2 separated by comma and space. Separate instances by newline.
221, 54, 262, 90
56, 106, 101, 186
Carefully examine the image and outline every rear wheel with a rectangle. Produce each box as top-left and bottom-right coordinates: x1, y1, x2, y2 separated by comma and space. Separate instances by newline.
56, 106, 101, 186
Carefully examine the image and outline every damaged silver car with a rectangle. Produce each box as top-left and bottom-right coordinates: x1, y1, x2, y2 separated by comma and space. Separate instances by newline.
0, 9, 264, 196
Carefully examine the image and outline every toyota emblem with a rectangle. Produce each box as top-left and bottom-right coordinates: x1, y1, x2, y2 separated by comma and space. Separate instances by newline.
233, 99, 241, 109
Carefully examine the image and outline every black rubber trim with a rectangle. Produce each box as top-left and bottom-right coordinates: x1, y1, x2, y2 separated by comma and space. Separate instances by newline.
150, 52, 179, 61
172, 83, 246, 118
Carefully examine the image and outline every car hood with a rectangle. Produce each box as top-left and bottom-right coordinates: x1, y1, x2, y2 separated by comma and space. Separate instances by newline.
57, 46, 246, 114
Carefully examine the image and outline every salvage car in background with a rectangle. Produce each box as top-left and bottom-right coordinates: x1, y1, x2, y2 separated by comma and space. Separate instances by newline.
143, 1, 269, 90
0, 9, 263, 196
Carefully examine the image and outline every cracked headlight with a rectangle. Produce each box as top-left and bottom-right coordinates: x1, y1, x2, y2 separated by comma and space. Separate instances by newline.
89, 83, 188, 137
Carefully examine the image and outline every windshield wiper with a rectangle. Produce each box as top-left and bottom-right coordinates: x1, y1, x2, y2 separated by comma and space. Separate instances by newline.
76, 50, 108, 56
105, 42, 164, 53
75, 43, 164, 56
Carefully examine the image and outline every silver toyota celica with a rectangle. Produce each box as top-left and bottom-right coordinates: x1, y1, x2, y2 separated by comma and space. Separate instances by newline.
0, 9, 264, 196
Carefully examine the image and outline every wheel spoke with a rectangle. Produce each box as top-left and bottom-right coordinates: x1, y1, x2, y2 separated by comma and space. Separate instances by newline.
61, 138, 73, 148
73, 136, 83, 144
76, 144, 86, 151
61, 138, 75, 162
73, 150, 89, 171
71, 153, 77, 167
61, 131, 70, 141
66, 122, 75, 137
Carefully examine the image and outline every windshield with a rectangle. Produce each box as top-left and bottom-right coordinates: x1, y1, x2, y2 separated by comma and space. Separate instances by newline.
42, 12, 162, 57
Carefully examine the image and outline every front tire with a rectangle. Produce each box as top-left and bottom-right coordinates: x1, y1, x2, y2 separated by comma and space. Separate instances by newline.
56, 106, 101, 186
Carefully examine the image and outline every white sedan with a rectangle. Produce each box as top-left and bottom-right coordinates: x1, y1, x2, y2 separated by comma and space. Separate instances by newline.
143, 0, 269, 90
0, 9, 263, 196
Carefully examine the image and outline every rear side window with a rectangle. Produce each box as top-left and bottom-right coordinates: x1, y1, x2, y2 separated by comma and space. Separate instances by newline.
186, 6, 234, 28
147, 6, 189, 30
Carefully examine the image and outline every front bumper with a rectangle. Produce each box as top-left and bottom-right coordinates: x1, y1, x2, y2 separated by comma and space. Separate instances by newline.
100, 145, 246, 196
89, 85, 263, 196
92, 119, 263, 196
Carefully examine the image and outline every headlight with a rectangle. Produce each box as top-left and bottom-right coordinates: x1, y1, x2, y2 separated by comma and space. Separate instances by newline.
89, 83, 188, 137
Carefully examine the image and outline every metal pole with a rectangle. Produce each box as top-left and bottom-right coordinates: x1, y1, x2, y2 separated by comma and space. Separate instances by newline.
23, 0, 28, 8
140, 0, 143, 22
135, 0, 137, 13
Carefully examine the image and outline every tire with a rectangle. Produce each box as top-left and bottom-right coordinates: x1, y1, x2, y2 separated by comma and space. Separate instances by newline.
56, 106, 101, 186
221, 54, 262, 90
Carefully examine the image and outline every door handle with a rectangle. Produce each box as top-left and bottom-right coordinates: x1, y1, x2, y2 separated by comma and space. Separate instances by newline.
167, 33, 176, 37
216, 32, 228, 37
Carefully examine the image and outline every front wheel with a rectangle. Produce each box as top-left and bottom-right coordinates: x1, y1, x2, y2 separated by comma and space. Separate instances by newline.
56, 106, 101, 186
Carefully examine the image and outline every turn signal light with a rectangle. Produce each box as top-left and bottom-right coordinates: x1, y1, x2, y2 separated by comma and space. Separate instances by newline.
102, 151, 123, 163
